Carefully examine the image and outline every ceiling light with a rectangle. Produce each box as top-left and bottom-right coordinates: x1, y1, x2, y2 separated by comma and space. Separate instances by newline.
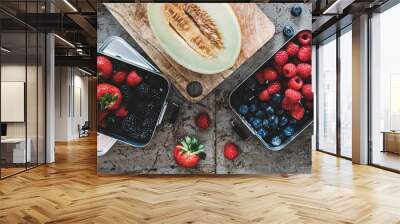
1, 47, 11, 53
322, 0, 355, 15
54, 34, 75, 48
63, 0, 78, 12
78, 67, 93, 76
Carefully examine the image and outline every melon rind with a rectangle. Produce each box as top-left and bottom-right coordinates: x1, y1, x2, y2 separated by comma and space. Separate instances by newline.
147, 3, 242, 75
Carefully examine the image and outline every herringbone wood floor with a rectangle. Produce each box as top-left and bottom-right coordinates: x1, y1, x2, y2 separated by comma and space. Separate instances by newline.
1, 135, 400, 224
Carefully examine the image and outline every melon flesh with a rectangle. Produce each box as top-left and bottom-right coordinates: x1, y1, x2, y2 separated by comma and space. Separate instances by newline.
147, 3, 241, 75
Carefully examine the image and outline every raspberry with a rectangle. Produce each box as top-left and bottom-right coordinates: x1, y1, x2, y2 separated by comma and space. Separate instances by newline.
297, 31, 312, 46
285, 89, 302, 103
290, 103, 305, 120
258, 89, 271, 102
266, 81, 281, 94
263, 68, 278, 81
281, 97, 295, 111
126, 70, 143, 86
282, 63, 297, 78
302, 84, 313, 100
298, 46, 311, 62
112, 71, 127, 85
286, 42, 299, 56
297, 63, 311, 79
274, 50, 289, 66
288, 76, 303, 90
255, 71, 265, 84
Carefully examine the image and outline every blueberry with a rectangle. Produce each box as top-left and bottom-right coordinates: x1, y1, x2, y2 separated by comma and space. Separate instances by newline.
245, 78, 257, 91
283, 25, 294, 38
257, 128, 268, 139
283, 126, 295, 137
279, 115, 289, 127
272, 93, 283, 103
249, 104, 257, 113
248, 117, 256, 123
271, 136, 282, 146
251, 118, 263, 130
291, 5, 302, 17
269, 115, 279, 129
264, 106, 275, 115
260, 103, 269, 112
239, 105, 249, 115
255, 110, 265, 118
262, 119, 270, 128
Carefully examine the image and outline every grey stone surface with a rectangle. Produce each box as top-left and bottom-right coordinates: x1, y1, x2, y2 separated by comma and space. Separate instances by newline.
97, 3, 312, 175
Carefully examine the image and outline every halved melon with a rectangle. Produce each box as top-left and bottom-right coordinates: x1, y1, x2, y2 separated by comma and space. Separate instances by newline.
147, 3, 242, 75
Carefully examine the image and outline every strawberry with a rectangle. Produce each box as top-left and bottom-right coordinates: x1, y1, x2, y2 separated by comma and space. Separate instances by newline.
281, 97, 295, 111
288, 76, 303, 90
297, 63, 311, 79
263, 68, 278, 81
286, 41, 299, 56
290, 103, 305, 120
126, 70, 142, 86
285, 89, 302, 103
97, 56, 113, 80
115, 105, 128, 118
258, 89, 271, 102
112, 71, 127, 85
97, 83, 122, 111
224, 143, 239, 161
282, 63, 297, 78
274, 50, 289, 66
298, 46, 311, 62
196, 113, 210, 130
302, 84, 313, 100
297, 31, 312, 46
266, 81, 281, 95
173, 136, 205, 168
255, 71, 265, 84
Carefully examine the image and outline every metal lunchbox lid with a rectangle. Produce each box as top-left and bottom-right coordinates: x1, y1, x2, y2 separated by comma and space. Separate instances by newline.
98, 36, 159, 73
97, 36, 170, 148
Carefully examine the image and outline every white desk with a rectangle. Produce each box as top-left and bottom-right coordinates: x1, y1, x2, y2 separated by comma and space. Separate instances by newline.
1, 138, 31, 163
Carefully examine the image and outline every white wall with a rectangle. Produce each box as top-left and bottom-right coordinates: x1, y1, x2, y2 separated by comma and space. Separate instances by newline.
54, 67, 89, 141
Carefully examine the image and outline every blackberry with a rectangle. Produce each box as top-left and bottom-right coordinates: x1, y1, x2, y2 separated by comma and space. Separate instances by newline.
135, 101, 159, 117
139, 118, 156, 141
121, 113, 141, 139
136, 83, 163, 100
120, 85, 132, 103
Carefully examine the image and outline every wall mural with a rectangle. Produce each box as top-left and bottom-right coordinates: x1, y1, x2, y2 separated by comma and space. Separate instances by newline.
97, 3, 313, 175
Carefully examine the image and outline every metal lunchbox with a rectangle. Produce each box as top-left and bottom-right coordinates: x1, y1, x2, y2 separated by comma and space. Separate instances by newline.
229, 30, 313, 151
98, 36, 170, 147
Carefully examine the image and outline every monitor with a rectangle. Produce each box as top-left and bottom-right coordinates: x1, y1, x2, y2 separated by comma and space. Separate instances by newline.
1, 123, 7, 137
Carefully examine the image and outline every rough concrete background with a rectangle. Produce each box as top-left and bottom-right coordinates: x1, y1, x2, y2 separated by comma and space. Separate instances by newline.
97, 3, 312, 175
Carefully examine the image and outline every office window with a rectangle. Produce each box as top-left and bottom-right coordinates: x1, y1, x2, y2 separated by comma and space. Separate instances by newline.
317, 35, 337, 154
370, 3, 400, 171
339, 27, 352, 158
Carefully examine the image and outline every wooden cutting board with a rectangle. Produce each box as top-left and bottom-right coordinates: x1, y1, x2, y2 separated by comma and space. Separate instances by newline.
105, 3, 275, 102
